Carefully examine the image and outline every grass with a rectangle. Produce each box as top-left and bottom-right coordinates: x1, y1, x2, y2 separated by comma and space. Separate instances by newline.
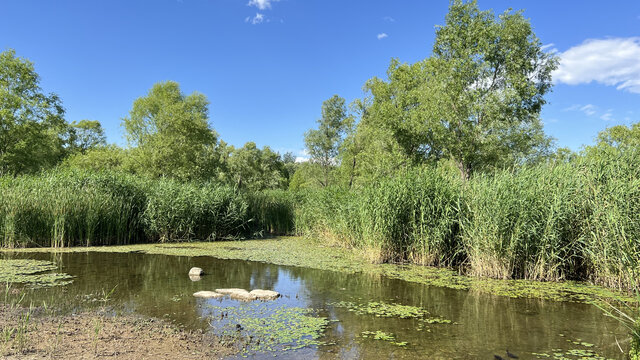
295, 150, 640, 293
0, 169, 294, 247
1, 147, 639, 297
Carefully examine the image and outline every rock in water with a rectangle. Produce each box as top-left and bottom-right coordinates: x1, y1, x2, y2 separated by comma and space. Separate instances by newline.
215, 288, 248, 295
189, 267, 203, 276
189, 274, 202, 282
249, 289, 280, 300
193, 291, 223, 298
215, 288, 258, 301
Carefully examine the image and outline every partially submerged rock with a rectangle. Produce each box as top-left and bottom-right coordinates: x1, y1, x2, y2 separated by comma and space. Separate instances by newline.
193, 291, 223, 299
249, 289, 280, 300
215, 288, 257, 301
189, 274, 202, 282
215, 288, 249, 295
189, 267, 204, 276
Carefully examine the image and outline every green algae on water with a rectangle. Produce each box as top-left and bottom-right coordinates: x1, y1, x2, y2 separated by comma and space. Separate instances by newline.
329, 300, 451, 324
0, 259, 72, 287
3, 237, 634, 304
360, 330, 408, 346
205, 303, 330, 355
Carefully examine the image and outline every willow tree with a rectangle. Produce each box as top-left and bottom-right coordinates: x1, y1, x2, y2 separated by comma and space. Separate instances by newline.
122, 81, 217, 180
362, 0, 557, 179
0, 49, 67, 175
304, 95, 352, 187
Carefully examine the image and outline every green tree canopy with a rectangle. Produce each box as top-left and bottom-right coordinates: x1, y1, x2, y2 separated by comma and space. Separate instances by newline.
225, 142, 289, 191
69, 119, 107, 153
0, 49, 67, 175
122, 81, 218, 180
360, 0, 557, 178
304, 95, 352, 186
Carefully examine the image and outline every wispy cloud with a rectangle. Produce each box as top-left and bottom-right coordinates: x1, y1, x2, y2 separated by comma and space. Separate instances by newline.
247, 0, 278, 10
565, 104, 597, 116
600, 109, 614, 121
245, 13, 265, 25
553, 37, 640, 94
383, 16, 395, 23
377, 33, 388, 40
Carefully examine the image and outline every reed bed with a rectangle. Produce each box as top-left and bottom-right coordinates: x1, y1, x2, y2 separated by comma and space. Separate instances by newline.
295, 150, 640, 292
2, 147, 639, 292
0, 169, 293, 247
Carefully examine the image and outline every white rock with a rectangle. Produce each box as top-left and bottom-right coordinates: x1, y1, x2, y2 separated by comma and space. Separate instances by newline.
249, 289, 280, 300
215, 288, 249, 295
189, 267, 204, 276
193, 291, 223, 298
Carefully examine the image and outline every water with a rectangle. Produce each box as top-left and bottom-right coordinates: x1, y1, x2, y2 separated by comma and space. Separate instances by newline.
2, 251, 628, 359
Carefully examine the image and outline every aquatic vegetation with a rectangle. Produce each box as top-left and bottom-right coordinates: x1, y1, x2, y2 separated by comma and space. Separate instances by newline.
205, 303, 330, 355
4, 237, 635, 304
329, 300, 451, 325
360, 330, 407, 346
0, 259, 72, 287
531, 337, 615, 360
0, 169, 294, 248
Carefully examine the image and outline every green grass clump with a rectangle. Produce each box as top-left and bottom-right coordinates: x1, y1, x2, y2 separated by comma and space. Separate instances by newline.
143, 180, 249, 241
0, 169, 147, 247
462, 162, 587, 281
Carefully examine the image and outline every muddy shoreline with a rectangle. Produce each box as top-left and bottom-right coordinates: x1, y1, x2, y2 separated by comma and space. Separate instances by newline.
0, 305, 233, 359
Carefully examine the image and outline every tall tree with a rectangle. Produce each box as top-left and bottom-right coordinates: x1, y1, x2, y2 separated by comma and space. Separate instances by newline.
225, 142, 288, 191
304, 95, 351, 187
69, 119, 106, 153
0, 49, 67, 175
122, 81, 217, 180
363, 0, 557, 179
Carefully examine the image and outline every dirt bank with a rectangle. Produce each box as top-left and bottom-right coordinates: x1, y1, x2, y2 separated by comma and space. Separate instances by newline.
0, 305, 233, 359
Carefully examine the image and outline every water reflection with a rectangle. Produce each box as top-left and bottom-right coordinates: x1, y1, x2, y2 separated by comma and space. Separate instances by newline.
2, 251, 628, 359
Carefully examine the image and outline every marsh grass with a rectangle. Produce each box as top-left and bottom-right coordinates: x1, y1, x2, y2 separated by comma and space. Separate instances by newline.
0, 169, 295, 247
295, 150, 640, 292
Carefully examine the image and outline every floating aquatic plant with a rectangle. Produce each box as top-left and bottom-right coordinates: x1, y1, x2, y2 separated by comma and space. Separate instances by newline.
205, 303, 330, 355
0, 259, 72, 287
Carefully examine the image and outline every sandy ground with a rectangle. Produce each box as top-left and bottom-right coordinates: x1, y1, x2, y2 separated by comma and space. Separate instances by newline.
0, 305, 234, 359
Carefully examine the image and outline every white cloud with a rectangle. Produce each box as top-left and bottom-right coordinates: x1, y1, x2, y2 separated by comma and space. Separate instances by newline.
295, 157, 309, 163
383, 16, 395, 22
245, 13, 265, 24
248, 0, 278, 10
553, 37, 640, 94
377, 33, 388, 40
540, 43, 555, 51
565, 104, 597, 116
600, 109, 614, 121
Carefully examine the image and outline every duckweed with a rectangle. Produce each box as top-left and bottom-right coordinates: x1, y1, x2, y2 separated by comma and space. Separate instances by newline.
329, 300, 451, 324
360, 331, 408, 347
205, 303, 330, 355
0, 259, 72, 287
531, 337, 614, 360
3, 237, 634, 304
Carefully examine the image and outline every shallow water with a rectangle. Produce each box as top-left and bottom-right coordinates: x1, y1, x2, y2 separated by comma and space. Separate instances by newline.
2, 251, 629, 359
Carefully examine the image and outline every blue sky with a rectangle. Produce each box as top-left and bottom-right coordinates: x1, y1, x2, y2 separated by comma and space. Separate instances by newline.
2, 0, 639, 158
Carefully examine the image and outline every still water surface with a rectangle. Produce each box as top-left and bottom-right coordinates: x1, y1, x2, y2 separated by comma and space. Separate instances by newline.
2, 251, 628, 359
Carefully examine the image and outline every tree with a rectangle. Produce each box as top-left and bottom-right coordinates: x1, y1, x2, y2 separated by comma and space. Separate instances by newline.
122, 81, 217, 180
62, 145, 127, 172
69, 119, 106, 153
0, 49, 67, 175
362, 0, 557, 179
304, 95, 352, 186
225, 142, 288, 191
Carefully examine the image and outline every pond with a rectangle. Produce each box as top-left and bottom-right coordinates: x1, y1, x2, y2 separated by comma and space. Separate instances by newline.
1, 251, 628, 359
